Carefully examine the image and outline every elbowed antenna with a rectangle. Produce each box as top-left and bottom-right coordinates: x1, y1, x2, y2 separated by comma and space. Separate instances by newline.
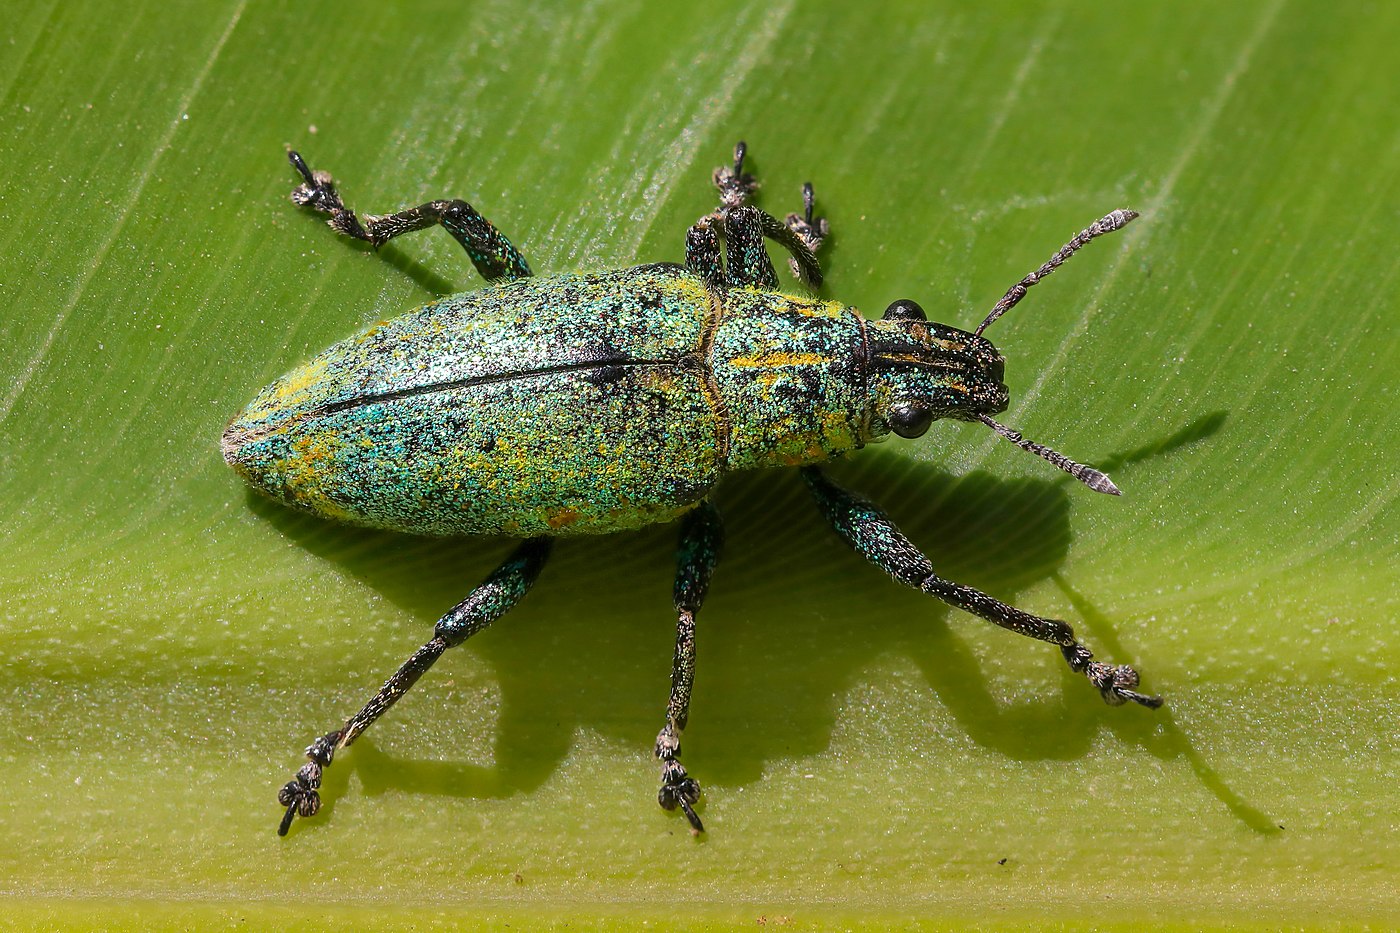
978, 414, 1121, 496
975, 209, 1138, 337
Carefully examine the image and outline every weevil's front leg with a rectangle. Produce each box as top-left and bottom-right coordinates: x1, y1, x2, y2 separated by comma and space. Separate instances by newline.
287, 150, 532, 282
277, 538, 552, 836
655, 501, 723, 833
801, 468, 1162, 708
724, 203, 825, 289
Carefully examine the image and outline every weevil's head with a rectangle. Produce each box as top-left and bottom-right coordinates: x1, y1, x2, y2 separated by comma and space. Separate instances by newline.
864, 299, 1009, 441
857, 209, 1140, 495
861, 297, 1122, 496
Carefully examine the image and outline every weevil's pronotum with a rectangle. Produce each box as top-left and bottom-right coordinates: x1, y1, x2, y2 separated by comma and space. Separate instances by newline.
223, 142, 1161, 836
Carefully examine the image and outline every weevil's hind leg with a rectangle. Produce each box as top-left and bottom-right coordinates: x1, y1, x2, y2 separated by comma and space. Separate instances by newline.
276, 538, 552, 836
654, 501, 723, 834
801, 468, 1162, 709
287, 150, 533, 282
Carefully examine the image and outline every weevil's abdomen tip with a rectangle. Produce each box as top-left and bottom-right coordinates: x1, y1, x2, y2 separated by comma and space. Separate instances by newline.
220, 419, 249, 466
220, 407, 296, 496
220, 418, 275, 498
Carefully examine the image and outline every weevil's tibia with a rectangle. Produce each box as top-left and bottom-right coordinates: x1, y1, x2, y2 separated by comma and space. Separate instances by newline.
975, 208, 1138, 336
801, 467, 1162, 709
277, 537, 553, 836
287, 149, 532, 282
655, 501, 723, 834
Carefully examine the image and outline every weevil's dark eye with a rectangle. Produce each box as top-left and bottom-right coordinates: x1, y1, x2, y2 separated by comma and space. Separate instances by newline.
882, 299, 926, 323
888, 401, 933, 439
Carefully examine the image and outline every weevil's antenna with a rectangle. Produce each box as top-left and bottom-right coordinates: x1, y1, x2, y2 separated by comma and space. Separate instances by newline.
975, 209, 1138, 337
978, 414, 1121, 495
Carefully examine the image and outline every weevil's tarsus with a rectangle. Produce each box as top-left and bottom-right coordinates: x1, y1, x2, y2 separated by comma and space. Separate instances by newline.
785, 182, 827, 252
975, 209, 1138, 337
287, 149, 532, 282
276, 728, 338, 836
802, 467, 1161, 708
1063, 643, 1164, 708
978, 414, 1122, 495
678, 795, 704, 834
279, 800, 298, 836
287, 150, 340, 215
713, 140, 757, 210
654, 501, 722, 834
275, 538, 551, 835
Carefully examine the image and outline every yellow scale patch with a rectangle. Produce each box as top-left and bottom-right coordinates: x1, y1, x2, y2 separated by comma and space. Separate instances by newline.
727, 351, 832, 369
274, 430, 352, 521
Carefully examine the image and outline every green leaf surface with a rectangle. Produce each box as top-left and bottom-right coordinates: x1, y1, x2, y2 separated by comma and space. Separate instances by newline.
2, 1, 1396, 928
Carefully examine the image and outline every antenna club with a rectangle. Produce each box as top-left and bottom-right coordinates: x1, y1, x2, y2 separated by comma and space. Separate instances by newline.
1099, 208, 1139, 231
1081, 469, 1123, 496
977, 415, 1121, 496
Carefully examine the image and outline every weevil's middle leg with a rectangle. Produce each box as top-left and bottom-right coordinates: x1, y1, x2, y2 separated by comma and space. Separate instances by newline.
287, 150, 532, 282
685, 142, 825, 290
655, 500, 723, 834
801, 467, 1162, 709
276, 538, 552, 836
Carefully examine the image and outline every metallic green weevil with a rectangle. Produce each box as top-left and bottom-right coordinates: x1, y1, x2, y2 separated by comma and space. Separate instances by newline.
223, 142, 1161, 837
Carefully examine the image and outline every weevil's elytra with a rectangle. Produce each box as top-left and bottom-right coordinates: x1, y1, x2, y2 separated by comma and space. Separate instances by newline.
230, 142, 1159, 838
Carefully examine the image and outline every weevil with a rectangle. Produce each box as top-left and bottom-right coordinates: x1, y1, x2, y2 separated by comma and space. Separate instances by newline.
223, 142, 1161, 837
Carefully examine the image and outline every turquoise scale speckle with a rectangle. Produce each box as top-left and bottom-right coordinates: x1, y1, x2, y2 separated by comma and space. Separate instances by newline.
223, 265, 727, 536
711, 288, 867, 470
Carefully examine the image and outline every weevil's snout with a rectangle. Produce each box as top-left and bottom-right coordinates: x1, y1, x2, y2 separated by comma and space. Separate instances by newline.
866, 299, 1009, 439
